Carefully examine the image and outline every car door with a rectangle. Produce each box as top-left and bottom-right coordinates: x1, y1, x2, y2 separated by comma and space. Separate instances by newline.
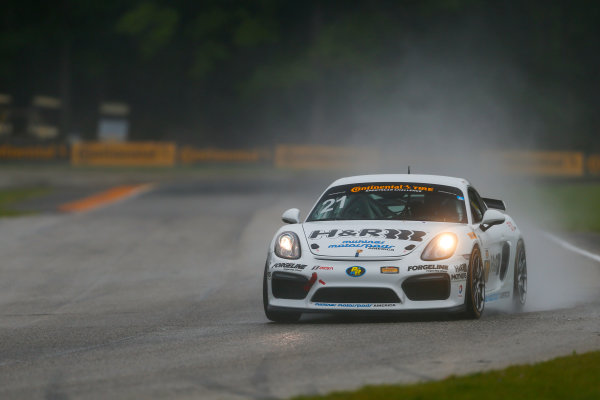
468, 187, 504, 290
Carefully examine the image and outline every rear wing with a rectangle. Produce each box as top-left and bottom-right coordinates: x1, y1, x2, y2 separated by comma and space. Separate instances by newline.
483, 197, 506, 211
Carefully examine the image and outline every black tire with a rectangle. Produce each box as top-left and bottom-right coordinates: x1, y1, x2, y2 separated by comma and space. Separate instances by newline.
512, 240, 527, 310
464, 245, 485, 319
262, 263, 301, 323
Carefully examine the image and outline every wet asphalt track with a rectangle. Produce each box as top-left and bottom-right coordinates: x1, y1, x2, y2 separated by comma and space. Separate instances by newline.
0, 180, 599, 399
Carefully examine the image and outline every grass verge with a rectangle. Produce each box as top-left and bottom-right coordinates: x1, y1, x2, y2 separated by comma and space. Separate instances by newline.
291, 351, 600, 400
0, 187, 51, 217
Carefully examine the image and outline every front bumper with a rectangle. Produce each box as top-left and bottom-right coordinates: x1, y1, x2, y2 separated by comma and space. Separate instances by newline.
266, 255, 468, 313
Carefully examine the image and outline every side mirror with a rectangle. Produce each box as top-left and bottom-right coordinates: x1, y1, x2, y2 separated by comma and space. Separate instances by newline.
282, 208, 300, 224
479, 209, 505, 232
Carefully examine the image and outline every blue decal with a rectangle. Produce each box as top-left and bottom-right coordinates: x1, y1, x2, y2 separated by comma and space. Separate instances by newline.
346, 266, 366, 277
457, 196, 464, 200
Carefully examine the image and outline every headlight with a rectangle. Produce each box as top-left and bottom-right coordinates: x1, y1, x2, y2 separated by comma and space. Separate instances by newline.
275, 231, 301, 259
421, 233, 458, 261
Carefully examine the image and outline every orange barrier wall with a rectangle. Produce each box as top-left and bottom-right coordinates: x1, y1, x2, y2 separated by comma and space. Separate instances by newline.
71, 142, 176, 166
0, 144, 68, 160
274, 144, 379, 170
495, 151, 585, 177
179, 146, 270, 164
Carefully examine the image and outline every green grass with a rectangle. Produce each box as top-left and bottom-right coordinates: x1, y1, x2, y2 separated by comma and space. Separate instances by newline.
291, 351, 600, 400
511, 182, 600, 232
0, 187, 51, 217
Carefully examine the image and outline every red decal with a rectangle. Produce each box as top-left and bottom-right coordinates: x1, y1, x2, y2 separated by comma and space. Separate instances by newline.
318, 279, 326, 285
304, 272, 318, 291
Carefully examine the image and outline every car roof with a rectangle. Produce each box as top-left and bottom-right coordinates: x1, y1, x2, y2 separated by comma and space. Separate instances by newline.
328, 174, 470, 191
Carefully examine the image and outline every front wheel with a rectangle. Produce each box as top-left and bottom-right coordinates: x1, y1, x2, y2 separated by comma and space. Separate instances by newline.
262, 263, 301, 323
512, 240, 527, 310
464, 245, 485, 319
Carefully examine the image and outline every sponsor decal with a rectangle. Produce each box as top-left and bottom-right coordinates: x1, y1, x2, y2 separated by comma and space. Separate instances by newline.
485, 291, 510, 302
467, 232, 477, 240
311, 266, 333, 270
272, 263, 307, 271
484, 260, 491, 282
326, 239, 395, 251
315, 302, 373, 308
355, 249, 363, 257
350, 185, 433, 193
451, 272, 467, 280
318, 279, 326, 285
380, 266, 399, 274
506, 221, 516, 231
309, 229, 426, 242
457, 196, 465, 200
372, 303, 397, 307
458, 284, 463, 297
454, 263, 467, 273
346, 266, 366, 277
407, 264, 449, 272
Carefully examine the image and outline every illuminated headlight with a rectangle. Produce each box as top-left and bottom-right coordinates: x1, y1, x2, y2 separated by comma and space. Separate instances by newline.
421, 233, 458, 261
275, 232, 301, 259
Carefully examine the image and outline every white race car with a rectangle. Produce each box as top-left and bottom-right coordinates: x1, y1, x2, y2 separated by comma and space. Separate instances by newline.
263, 174, 527, 322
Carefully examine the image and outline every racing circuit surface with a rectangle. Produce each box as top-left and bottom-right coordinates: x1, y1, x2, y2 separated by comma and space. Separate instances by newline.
0, 177, 599, 399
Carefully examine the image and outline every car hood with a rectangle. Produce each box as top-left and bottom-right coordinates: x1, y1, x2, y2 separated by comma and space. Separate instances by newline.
302, 220, 448, 259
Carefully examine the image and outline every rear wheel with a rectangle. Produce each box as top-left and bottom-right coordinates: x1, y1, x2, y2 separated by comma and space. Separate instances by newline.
263, 263, 301, 323
512, 240, 527, 310
465, 246, 485, 319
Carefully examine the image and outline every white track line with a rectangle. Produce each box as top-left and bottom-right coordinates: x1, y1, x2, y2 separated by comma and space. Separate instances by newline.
543, 232, 600, 263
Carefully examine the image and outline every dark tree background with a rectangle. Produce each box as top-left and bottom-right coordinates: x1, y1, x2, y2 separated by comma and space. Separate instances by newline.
1, 0, 599, 149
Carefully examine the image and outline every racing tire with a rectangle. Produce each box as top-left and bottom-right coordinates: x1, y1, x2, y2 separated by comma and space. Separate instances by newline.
262, 263, 301, 323
464, 245, 485, 319
512, 240, 527, 310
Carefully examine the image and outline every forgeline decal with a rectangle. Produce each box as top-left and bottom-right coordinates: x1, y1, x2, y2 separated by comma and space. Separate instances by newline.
314, 303, 397, 308
485, 291, 510, 302
350, 185, 434, 193
407, 264, 449, 272
311, 266, 333, 270
380, 266, 399, 274
272, 263, 307, 271
346, 266, 366, 277
309, 228, 426, 242
327, 239, 395, 251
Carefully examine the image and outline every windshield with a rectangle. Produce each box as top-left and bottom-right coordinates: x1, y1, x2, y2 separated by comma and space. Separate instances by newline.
307, 182, 468, 223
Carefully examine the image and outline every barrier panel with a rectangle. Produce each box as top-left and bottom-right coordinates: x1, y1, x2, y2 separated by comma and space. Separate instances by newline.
496, 151, 585, 177
274, 144, 379, 170
587, 154, 600, 175
0, 144, 68, 160
71, 142, 176, 166
179, 146, 270, 164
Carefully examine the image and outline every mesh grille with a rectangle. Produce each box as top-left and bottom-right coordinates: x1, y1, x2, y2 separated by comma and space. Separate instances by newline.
311, 287, 400, 303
